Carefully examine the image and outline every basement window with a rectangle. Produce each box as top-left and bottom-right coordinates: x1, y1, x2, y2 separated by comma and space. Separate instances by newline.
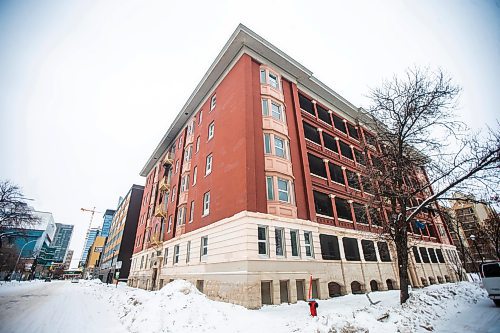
258, 226, 269, 256
313, 191, 333, 217
299, 94, 315, 116
303, 122, 320, 144
308, 153, 327, 178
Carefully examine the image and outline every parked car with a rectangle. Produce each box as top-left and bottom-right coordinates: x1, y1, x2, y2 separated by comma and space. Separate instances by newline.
481, 261, 500, 307
44, 277, 51, 282
71, 278, 79, 283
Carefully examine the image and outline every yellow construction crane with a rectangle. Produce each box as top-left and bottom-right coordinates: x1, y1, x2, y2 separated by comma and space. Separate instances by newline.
80, 207, 103, 232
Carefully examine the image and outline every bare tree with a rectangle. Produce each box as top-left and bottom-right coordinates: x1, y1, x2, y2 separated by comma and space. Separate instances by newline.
361, 68, 500, 304
0, 180, 39, 232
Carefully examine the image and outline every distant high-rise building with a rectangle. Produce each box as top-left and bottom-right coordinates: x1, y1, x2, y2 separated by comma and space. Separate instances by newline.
64, 249, 74, 269
80, 228, 100, 267
51, 223, 74, 262
101, 210, 116, 237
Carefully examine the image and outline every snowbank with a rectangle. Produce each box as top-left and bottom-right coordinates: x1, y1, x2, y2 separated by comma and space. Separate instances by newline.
78, 280, 489, 333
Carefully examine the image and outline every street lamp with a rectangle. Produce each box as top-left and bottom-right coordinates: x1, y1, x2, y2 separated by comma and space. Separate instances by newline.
11, 239, 37, 281
470, 234, 485, 267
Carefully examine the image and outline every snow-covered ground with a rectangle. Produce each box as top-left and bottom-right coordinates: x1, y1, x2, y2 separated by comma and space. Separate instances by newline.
0, 279, 498, 333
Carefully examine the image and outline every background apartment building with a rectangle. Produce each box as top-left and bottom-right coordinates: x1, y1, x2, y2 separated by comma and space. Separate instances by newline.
128, 25, 461, 308
98, 184, 144, 283
79, 227, 100, 267
51, 223, 74, 263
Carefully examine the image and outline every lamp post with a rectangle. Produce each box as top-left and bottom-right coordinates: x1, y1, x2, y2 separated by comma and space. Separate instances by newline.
11, 239, 37, 281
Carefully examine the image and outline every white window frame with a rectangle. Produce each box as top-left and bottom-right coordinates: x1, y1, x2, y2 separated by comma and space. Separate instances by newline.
271, 101, 283, 121
175, 160, 180, 173
196, 136, 200, 153
257, 225, 269, 257
186, 241, 191, 263
275, 227, 285, 257
263, 133, 271, 154
163, 247, 168, 266
274, 136, 286, 158
205, 154, 213, 175
174, 244, 180, 264
208, 121, 215, 140
261, 98, 269, 116
210, 94, 216, 111
290, 229, 301, 257
268, 71, 279, 90
192, 166, 198, 186
277, 178, 290, 203
266, 176, 274, 200
304, 231, 314, 258
180, 175, 189, 192
202, 191, 210, 216
171, 187, 176, 202
189, 200, 195, 223
198, 110, 203, 125
177, 206, 186, 226
200, 236, 208, 260
260, 69, 267, 84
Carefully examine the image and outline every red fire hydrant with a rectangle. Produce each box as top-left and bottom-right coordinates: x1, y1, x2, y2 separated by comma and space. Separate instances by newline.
308, 299, 318, 317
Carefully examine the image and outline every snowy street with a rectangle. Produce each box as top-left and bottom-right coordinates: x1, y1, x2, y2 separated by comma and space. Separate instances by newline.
0, 280, 498, 333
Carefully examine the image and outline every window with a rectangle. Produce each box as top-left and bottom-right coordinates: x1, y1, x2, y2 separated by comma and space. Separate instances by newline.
303, 122, 320, 144
208, 121, 214, 140
332, 114, 347, 134
335, 197, 352, 221
175, 160, 180, 173
186, 241, 191, 263
171, 187, 176, 202
198, 110, 203, 125
428, 248, 438, 263
316, 104, 331, 125
268, 72, 279, 89
180, 175, 189, 192
261, 99, 269, 116
200, 236, 208, 259
436, 249, 445, 263
339, 141, 354, 160
263, 134, 271, 154
167, 216, 172, 233
304, 231, 314, 257
192, 166, 197, 185
271, 102, 283, 121
205, 154, 212, 175
210, 94, 216, 111
361, 240, 377, 261
362, 177, 373, 194
177, 206, 186, 226
290, 230, 300, 257
323, 132, 338, 153
277, 178, 290, 203
319, 234, 340, 260
364, 131, 377, 146
189, 201, 195, 223
369, 208, 382, 226
266, 176, 274, 200
329, 162, 345, 184
258, 226, 268, 256
203, 192, 210, 216
419, 247, 430, 263
412, 246, 422, 263
260, 69, 267, 83
353, 203, 368, 224
275, 228, 285, 256
313, 190, 333, 217
299, 94, 314, 115
343, 237, 360, 261
178, 139, 182, 149
346, 170, 361, 190
140, 255, 144, 269
274, 136, 286, 158
174, 245, 180, 264
196, 136, 200, 153
378, 242, 392, 262
347, 123, 359, 140
354, 150, 365, 165
308, 153, 327, 178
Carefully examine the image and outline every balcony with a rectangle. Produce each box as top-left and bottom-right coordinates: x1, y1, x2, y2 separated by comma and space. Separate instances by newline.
162, 152, 174, 166
154, 205, 168, 218
158, 177, 171, 192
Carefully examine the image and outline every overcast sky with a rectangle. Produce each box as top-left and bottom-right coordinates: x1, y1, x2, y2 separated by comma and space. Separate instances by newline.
1, 0, 498, 268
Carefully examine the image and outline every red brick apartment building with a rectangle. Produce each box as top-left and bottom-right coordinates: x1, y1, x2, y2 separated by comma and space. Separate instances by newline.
128, 25, 461, 308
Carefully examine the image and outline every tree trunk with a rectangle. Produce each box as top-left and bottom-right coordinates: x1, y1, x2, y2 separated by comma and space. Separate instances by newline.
396, 228, 410, 304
